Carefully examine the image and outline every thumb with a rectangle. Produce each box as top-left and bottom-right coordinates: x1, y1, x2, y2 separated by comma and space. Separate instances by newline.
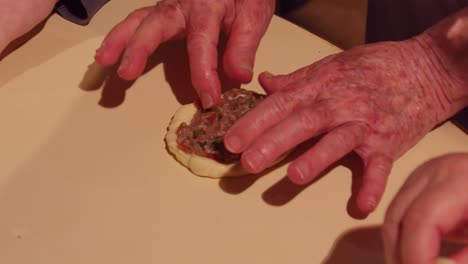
259, 71, 301, 94
259, 53, 338, 94
258, 64, 312, 94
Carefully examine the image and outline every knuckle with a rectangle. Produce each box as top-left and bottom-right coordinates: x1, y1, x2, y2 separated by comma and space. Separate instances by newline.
271, 90, 297, 113
298, 109, 319, 131
187, 32, 216, 51
156, 1, 185, 22
297, 105, 329, 132
330, 128, 351, 149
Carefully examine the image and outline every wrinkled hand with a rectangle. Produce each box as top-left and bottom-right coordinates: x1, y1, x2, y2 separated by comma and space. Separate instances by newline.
95, 0, 275, 108
0, 0, 57, 55
224, 38, 461, 215
383, 153, 468, 264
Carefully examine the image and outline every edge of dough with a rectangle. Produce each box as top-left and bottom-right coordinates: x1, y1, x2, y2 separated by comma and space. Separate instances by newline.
165, 103, 248, 178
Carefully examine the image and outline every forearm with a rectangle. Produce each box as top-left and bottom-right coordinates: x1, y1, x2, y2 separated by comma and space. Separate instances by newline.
411, 7, 468, 122
0, 0, 59, 42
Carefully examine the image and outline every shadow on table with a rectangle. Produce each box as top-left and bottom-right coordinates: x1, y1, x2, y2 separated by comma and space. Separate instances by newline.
323, 225, 465, 264
79, 38, 240, 108
219, 138, 370, 219
0, 16, 50, 62
323, 226, 385, 264
218, 138, 320, 194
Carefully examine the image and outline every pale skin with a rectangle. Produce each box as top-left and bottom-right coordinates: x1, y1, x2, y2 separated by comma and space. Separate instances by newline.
1, 1, 468, 263
383, 153, 468, 264
0, 0, 58, 53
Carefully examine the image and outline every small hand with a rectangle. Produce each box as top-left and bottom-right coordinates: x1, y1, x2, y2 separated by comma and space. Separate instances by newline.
95, 0, 275, 108
383, 153, 468, 264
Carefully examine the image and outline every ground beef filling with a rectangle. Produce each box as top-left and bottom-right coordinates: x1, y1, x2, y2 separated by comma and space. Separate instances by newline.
176, 88, 265, 164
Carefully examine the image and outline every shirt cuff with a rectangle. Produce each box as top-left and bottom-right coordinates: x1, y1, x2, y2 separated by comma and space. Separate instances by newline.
453, 108, 468, 133
55, 0, 110, 25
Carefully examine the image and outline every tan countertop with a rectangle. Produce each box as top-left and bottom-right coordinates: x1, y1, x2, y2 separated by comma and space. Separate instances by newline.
0, 1, 467, 263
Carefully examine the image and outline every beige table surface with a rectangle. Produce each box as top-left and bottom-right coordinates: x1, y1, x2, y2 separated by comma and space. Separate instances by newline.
1, 1, 467, 264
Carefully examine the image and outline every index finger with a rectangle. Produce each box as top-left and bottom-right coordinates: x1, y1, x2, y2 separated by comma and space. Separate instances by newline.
224, 84, 312, 153
186, 4, 224, 108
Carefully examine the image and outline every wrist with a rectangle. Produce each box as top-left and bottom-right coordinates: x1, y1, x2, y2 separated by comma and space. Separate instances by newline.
406, 9, 468, 123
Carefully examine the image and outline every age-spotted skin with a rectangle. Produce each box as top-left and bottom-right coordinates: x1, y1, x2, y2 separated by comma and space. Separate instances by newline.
95, 0, 275, 109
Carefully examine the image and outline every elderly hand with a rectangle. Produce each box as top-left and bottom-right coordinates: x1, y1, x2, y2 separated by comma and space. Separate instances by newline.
383, 153, 468, 264
95, 0, 275, 108
0, 0, 58, 55
224, 33, 468, 215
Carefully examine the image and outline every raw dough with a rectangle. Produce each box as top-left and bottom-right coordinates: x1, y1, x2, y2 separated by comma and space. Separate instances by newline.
165, 102, 289, 178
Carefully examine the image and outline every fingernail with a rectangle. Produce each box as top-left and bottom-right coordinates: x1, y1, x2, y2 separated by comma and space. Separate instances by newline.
225, 136, 242, 152
290, 164, 310, 185
295, 166, 308, 182
243, 150, 265, 172
95, 41, 106, 56
200, 92, 214, 108
367, 197, 377, 212
118, 56, 130, 73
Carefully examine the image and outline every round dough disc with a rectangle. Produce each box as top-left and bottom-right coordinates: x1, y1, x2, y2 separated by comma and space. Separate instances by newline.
165, 103, 289, 178
165, 103, 248, 178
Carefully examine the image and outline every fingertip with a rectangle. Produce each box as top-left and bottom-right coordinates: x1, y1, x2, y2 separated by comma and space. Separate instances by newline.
117, 56, 133, 80
357, 192, 379, 214
346, 198, 369, 220
116, 52, 147, 80
224, 135, 243, 153
199, 90, 222, 109
258, 71, 274, 81
355, 153, 393, 214
94, 42, 120, 66
198, 93, 212, 109
191, 71, 223, 109
240, 150, 266, 174
94, 51, 116, 66
258, 71, 279, 94
287, 164, 310, 185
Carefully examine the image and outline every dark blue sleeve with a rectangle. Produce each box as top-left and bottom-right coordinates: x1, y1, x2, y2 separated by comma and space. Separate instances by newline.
453, 108, 468, 133
55, 0, 110, 26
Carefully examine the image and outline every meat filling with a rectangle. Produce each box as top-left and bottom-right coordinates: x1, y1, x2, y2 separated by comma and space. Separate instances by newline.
176, 88, 265, 164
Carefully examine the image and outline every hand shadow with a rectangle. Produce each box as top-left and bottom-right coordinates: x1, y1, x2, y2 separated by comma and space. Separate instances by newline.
262, 149, 365, 216
218, 137, 322, 195
218, 137, 368, 218
322, 225, 465, 264
79, 37, 240, 108
0, 16, 50, 61
323, 226, 385, 264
